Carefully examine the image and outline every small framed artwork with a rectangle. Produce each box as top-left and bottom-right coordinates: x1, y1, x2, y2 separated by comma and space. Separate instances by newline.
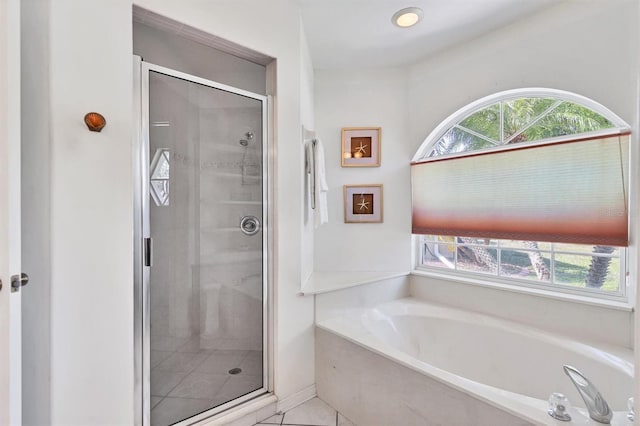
341, 127, 381, 167
344, 184, 383, 223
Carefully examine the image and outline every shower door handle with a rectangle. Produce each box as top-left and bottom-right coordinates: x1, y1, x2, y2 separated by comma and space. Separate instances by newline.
144, 237, 153, 267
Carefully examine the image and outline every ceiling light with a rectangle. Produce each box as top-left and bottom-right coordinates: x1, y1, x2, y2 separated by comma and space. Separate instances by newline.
392, 7, 423, 28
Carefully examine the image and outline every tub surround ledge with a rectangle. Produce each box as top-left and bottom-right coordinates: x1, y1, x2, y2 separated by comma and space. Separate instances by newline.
412, 269, 634, 312
300, 270, 409, 295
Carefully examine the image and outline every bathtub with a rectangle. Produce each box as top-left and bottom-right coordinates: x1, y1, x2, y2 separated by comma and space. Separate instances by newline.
315, 297, 633, 425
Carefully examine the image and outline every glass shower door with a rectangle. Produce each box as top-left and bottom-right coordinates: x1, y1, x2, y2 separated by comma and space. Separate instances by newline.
144, 66, 266, 426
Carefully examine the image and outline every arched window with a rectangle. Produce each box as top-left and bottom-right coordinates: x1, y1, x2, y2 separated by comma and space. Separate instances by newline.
412, 89, 631, 300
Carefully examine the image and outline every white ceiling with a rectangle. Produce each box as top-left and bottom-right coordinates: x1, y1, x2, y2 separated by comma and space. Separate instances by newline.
298, 0, 559, 69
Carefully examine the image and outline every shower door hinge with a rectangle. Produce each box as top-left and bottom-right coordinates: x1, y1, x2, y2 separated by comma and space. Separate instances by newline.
144, 237, 153, 267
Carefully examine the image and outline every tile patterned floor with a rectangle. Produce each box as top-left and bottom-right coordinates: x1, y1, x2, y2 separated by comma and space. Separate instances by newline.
255, 398, 355, 426
150, 336, 264, 426
149, 336, 353, 426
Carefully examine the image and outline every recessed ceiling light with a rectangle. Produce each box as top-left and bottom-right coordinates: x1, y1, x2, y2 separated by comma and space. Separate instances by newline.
392, 7, 423, 28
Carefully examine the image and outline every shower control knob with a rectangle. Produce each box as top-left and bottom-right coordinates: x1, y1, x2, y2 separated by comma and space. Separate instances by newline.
240, 216, 260, 236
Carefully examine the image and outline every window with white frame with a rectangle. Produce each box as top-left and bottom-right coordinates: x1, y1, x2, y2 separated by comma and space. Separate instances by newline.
411, 89, 630, 300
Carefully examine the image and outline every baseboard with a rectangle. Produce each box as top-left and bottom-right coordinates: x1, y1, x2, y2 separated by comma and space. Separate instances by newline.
196, 394, 277, 425
276, 384, 317, 413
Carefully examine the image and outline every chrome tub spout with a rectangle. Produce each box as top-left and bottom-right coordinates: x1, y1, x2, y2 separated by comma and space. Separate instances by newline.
563, 365, 612, 424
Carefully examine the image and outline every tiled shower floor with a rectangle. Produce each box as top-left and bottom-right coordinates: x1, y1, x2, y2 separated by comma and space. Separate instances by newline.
255, 398, 355, 426
150, 336, 263, 426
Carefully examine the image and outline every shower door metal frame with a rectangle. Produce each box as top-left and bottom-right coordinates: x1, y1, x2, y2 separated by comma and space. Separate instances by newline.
133, 56, 271, 426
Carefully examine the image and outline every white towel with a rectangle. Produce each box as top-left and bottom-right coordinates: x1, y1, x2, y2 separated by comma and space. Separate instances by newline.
314, 138, 329, 227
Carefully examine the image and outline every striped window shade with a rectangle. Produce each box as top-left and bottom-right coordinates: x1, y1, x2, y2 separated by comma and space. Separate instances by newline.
411, 133, 630, 246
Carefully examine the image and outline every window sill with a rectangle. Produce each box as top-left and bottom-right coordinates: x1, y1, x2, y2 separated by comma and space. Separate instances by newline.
411, 269, 634, 312
300, 270, 410, 296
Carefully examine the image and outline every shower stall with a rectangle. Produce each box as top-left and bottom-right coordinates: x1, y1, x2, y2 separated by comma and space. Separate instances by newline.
134, 57, 269, 426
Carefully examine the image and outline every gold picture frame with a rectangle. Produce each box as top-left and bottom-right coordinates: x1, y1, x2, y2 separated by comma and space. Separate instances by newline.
341, 127, 381, 167
343, 184, 383, 223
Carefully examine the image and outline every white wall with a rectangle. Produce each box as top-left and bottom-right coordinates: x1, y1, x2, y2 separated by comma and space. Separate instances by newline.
134, 0, 315, 403
47, 0, 135, 424
133, 21, 267, 95
407, 0, 638, 148
314, 67, 412, 273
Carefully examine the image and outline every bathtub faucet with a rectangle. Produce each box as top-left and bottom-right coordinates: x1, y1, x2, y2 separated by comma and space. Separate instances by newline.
563, 365, 612, 424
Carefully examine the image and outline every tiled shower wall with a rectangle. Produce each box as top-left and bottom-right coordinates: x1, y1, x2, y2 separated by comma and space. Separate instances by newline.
150, 78, 264, 352
197, 100, 263, 351
150, 75, 196, 342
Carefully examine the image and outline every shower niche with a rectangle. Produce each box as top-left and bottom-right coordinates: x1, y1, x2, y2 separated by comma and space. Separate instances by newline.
134, 12, 270, 426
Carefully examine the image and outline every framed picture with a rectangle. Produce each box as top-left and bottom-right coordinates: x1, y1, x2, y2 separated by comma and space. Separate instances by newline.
344, 184, 383, 223
341, 127, 381, 167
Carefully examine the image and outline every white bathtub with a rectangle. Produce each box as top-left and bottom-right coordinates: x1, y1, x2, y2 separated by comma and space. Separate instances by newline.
316, 298, 633, 425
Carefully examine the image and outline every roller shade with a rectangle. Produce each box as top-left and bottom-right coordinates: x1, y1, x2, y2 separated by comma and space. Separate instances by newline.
411, 133, 630, 246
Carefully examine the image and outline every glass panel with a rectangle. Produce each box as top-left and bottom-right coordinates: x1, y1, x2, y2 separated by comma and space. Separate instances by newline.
150, 148, 171, 207
419, 235, 624, 296
457, 236, 498, 246
422, 242, 455, 269
148, 71, 264, 425
151, 149, 171, 179
499, 240, 551, 251
459, 104, 500, 142
430, 127, 496, 156
519, 101, 614, 141
150, 180, 169, 207
456, 245, 498, 274
503, 97, 557, 140
553, 243, 620, 256
588, 256, 620, 292
500, 248, 551, 282
554, 253, 620, 292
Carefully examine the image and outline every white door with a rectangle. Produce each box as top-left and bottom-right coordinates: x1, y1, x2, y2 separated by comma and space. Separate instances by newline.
0, 0, 22, 424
